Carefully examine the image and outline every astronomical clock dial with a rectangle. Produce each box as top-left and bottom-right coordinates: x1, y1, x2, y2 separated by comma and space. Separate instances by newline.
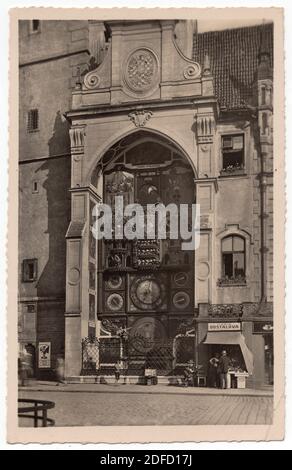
107, 274, 123, 290
136, 279, 161, 305
106, 293, 124, 312
173, 272, 189, 288
172, 291, 191, 310
130, 276, 166, 311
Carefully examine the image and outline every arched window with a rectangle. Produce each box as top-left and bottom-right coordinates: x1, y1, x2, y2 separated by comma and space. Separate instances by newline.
221, 235, 246, 282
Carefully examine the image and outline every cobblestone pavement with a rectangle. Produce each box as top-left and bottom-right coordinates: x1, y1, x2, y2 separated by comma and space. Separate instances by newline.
19, 388, 273, 427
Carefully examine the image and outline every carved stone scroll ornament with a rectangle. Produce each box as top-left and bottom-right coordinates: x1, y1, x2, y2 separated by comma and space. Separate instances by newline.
83, 69, 101, 90
128, 110, 153, 128
183, 63, 201, 80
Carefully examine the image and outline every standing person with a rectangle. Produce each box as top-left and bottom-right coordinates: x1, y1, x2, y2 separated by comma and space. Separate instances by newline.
183, 360, 195, 387
208, 353, 220, 388
55, 355, 66, 386
218, 350, 231, 389
114, 360, 123, 384
18, 345, 32, 387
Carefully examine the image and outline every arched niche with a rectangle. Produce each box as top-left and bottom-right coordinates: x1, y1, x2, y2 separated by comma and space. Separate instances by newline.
89, 129, 197, 191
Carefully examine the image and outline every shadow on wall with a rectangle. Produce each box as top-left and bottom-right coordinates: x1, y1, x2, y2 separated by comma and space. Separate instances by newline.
48, 110, 71, 157
36, 111, 71, 297
35, 111, 71, 379
35, 162, 71, 297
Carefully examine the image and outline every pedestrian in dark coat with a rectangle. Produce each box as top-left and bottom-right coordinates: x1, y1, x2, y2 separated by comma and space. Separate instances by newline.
208, 353, 220, 387
218, 350, 231, 389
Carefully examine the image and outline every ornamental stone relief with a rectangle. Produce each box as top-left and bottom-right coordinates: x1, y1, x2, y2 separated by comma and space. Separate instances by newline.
128, 110, 153, 127
183, 64, 200, 80
196, 114, 215, 144
208, 304, 243, 318
124, 48, 159, 94
83, 70, 101, 90
69, 126, 86, 149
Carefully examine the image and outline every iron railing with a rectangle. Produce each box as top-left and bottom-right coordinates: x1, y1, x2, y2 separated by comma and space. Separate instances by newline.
81, 334, 190, 376
18, 399, 55, 427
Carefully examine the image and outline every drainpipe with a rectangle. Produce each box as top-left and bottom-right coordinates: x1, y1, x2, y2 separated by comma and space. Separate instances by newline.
244, 104, 268, 305
259, 149, 268, 303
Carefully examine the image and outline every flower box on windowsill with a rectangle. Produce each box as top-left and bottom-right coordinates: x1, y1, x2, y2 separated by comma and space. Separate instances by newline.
217, 277, 247, 287
220, 168, 246, 177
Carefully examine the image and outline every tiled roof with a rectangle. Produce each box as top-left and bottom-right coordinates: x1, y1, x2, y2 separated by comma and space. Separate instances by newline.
193, 23, 273, 110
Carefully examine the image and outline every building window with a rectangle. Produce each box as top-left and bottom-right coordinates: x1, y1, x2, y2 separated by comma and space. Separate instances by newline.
32, 20, 40, 31
30, 20, 41, 33
27, 109, 39, 132
32, 181, 39, 193
22, 259, 38, 282
218, 235, 246, 286
27, 304, 36, 313
220, 134, 244, 175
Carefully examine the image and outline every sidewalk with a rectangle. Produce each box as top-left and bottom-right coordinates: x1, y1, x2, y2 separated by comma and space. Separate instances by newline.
19, 380, 273, 397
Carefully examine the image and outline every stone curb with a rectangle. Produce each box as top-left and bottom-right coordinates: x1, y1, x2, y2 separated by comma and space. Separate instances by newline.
18, 386, 273, 398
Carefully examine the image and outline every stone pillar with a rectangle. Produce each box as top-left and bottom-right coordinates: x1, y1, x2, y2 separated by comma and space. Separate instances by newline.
65, 124, 87, 378
194, 108, 217, 307
194, 192, 214, 306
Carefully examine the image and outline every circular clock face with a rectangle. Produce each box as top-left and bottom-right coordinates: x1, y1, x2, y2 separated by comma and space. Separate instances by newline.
131, 277, 166, 310
136, 279, 161, 304
106, 293, 124, 312
173, 272, 189, 287
173, 291, 191, 310
129, 317, 167, 353
107, 275, 123, 290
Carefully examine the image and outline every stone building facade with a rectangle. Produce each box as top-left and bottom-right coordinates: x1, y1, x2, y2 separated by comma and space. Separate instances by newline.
18, 19, 273, 388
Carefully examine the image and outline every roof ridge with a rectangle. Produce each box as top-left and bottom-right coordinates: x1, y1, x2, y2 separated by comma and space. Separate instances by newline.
197, 22, 273, 37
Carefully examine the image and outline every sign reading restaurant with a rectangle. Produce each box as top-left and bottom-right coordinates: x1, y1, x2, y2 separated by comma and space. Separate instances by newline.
208, 322, 241, 332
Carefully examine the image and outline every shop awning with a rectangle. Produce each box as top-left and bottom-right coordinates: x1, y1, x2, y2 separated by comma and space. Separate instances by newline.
203, 332, 254, 375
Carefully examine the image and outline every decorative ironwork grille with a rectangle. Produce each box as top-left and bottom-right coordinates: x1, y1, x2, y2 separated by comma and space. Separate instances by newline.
81, 336, 100, 375
81, 333, 196, 376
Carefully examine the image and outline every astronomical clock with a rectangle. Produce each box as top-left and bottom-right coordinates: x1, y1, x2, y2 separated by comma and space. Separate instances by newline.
98, 137, 195, 366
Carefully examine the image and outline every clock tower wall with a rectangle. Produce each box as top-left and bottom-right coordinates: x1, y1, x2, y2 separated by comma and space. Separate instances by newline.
64, 19, 218, 377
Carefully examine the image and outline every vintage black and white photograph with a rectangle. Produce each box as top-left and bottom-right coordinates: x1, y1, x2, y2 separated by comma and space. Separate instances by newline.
8, 7, 285, 442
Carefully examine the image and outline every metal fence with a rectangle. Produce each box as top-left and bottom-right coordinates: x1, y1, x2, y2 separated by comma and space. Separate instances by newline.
81, 334, 196, 376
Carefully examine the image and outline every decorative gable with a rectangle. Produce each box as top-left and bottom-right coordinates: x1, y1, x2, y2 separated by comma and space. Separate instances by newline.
72, 20, 209, 109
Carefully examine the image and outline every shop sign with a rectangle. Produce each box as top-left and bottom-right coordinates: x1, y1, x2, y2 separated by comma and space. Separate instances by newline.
38, 341, 51, 368
208, 322, 241, 332
253, 322, 273, 334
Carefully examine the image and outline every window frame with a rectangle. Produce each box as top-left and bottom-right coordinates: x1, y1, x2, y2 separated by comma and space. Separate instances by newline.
27, 109, 39, 133
32, 180, 39, 194
29, 20, 41, 34
22, 259, 38, 283
220, 133, 245, 176
220, 235, 246, 286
